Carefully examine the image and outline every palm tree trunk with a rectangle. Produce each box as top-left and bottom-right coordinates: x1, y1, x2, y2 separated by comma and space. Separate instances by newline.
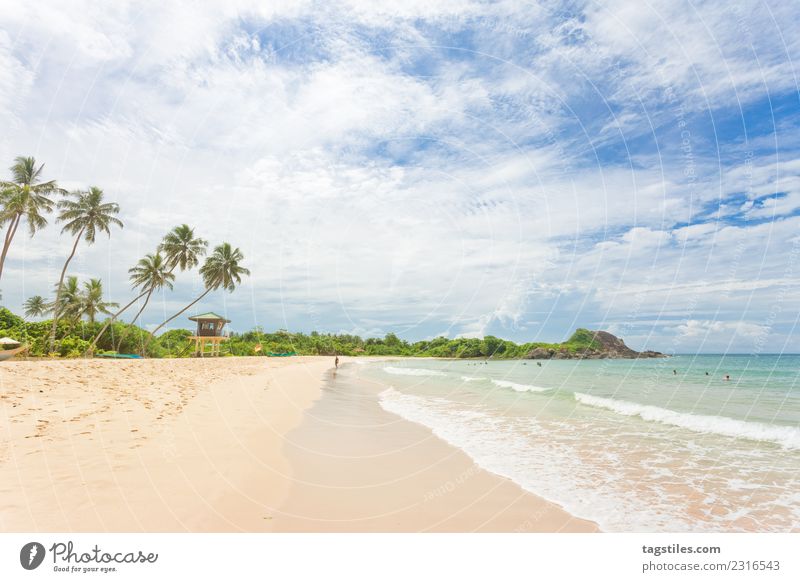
0, 212, 22, 281
49, 228, 85, 353
89, 263, 179, 355
87, 287, 151, 354
143, 288, 210, 354
115, 288, 153, 352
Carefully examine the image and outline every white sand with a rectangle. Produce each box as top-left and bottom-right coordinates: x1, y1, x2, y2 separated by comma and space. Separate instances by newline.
0, 356, 596, 532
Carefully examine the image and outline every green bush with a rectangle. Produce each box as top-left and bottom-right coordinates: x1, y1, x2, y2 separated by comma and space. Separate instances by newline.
58, 337, 91, 358
0, 307, 600, 360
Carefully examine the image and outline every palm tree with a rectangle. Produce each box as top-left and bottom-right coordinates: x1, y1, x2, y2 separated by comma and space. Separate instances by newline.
144, 243, 249, 352
0, 157, 65, 281
54, 276, 83, 327
112, 253, 175, 352
89, 225, 206, 350
23, 295, 50, 319
80, 278, 118, 325
159, 224, 208, 272
49, 187, 122, 350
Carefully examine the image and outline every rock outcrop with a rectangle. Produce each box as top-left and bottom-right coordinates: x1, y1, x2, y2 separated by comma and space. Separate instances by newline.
524, 329, 665, 360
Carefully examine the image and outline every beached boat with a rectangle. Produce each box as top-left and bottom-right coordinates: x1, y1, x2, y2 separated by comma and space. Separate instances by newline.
0, 339, 26, 361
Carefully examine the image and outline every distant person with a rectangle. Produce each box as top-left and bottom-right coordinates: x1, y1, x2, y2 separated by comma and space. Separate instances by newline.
335, 356, 339, 369
673, 369, 677, 375
724, 374, 731, 381
537, 362, 542, 367
705, 372, 709, 376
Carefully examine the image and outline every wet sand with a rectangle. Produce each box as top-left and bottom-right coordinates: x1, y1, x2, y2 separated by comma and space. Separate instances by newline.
273, 364, 598, 532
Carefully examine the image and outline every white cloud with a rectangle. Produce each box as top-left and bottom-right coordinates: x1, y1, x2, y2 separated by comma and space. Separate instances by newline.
581, 0, 800, 109
0, 0, 798, 352
676, 319, 769, 339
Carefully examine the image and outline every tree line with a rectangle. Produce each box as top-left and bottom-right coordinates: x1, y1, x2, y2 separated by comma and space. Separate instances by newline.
1, 156, 599, 360
0, 307, 584, 359
0, 156, 249, 356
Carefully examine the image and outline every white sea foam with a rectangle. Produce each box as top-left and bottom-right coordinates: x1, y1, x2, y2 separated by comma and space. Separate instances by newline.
383, 366, 445, 377
378, 387, 694, 531
491, 379, 549, 393
574, 393, 800, 450
460, 376, 482, 382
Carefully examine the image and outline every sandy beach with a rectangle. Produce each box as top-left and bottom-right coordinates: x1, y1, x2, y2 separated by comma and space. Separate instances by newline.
0, 356, 596, 532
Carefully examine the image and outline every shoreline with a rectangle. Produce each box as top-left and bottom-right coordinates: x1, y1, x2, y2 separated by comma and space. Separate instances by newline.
271, 361, 598, 532
0, 356, 596, 532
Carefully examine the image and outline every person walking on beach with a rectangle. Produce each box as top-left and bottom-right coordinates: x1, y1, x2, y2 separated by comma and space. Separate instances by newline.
335, 356, 339, 369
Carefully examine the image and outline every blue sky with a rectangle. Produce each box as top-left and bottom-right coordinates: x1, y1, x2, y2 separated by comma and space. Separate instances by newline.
1, 0, 799, 353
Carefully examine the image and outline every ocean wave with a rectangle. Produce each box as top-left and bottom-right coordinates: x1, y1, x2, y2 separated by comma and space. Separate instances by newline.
460, 376, 482, 382
377, 388, 692, 531
383, 366, 445, 377
491, 379, 549, 393
574, 393, 800, 450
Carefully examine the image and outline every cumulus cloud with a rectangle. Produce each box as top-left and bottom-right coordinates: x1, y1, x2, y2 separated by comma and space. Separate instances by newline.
677, 319, 769, 339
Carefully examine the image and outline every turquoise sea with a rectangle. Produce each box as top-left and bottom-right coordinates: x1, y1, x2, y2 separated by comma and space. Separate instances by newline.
349, 355, 800, 532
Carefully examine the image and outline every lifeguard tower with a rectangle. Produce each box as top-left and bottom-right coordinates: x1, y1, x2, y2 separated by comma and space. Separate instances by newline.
188, 312, 230, 357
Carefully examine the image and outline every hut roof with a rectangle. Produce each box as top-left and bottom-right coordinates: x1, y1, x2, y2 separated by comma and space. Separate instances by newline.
188, 312, 231, 323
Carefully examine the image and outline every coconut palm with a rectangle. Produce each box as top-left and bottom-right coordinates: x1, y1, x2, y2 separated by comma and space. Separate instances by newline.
49, 187, 122, 350
112, 253, 175, 351
0, 157, 65, 281
53, 276, 83, 327
80, 278, 118, 325
23, 295, 50, 319
159, 224, 208, 272
144, 243, 249, 352
89, 225, 206, 351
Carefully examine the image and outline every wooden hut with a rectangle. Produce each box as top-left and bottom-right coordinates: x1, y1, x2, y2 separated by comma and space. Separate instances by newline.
187, 312, 230, 357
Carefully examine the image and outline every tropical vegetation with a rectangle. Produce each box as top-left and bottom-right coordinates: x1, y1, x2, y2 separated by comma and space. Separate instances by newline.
143, 242, 249, 351
48, 186, 124, 350
0, 155, 251, 357
1, 154, 595, 361
0, 303, 600, 360
0, 156, 65, 281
